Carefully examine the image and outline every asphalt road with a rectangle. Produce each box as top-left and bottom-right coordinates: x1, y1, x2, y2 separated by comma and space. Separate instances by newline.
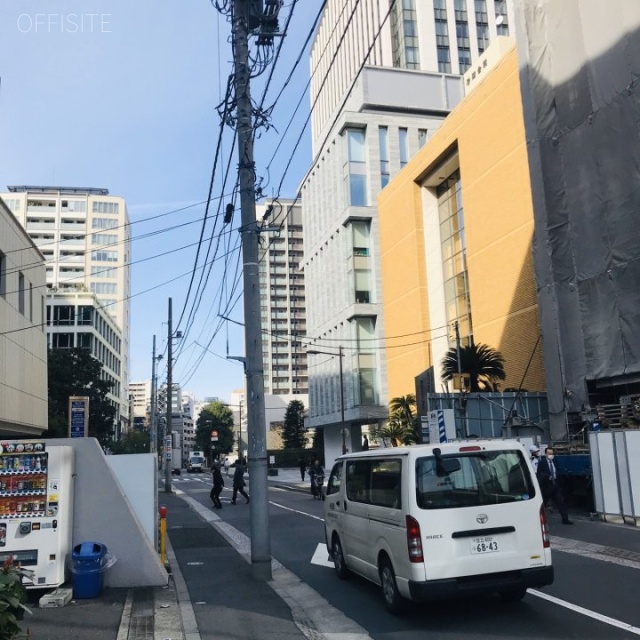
173, 473, 640, 640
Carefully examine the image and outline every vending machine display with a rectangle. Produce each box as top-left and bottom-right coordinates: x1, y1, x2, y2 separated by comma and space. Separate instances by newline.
0, 442, 74, 588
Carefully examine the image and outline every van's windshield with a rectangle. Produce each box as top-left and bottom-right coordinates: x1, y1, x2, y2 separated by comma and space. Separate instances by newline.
415, 450, 536, 509
191, 457, 204, 464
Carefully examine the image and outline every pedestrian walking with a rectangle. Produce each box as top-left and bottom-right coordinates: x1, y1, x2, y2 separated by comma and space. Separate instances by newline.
210, 461, 224, 509
529, 444, 540, 472
298, 457, 306, 481
308, 459, 325, 500
232, 460, 250, 504
537, 447, 573, 525
362, 435, 369, 451
223, 456, 230, 477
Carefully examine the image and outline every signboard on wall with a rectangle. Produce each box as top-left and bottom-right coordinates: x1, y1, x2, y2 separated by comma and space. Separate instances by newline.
68, 397, 89, 438
424, 409, 456, 443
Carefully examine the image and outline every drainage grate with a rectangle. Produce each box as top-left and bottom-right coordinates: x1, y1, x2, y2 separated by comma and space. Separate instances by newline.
128, 587, 154, 640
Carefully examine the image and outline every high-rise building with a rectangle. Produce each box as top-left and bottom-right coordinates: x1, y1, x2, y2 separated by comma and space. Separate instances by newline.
130, 380, 152, 418
301, 0, 514, 466
256, 199, 308, 398
1, 186, 132, 434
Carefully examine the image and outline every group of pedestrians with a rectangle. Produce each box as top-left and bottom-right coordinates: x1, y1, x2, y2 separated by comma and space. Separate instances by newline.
210, 458, 250, 509
529, 444, 573, 525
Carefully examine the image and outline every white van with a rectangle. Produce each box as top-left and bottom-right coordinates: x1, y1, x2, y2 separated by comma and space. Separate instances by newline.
324, 440, 553, 613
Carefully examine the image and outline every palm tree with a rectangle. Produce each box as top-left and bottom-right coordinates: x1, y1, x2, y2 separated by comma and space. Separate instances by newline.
379, 414, 413, 447
388, 394, 419, 444
441, 343, 506, 392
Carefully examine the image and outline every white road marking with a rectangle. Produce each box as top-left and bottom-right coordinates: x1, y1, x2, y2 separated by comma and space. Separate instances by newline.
529, 590, 640, 636
269, 500, 325, 522
311, 543, 334, 568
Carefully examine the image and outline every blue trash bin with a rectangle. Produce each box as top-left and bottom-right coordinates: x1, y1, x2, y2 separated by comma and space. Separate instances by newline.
72, 542, 107, 599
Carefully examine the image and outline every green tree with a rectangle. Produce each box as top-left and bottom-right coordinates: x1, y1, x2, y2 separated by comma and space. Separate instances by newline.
47, 348, 117, 446
282, 400, 307, 449
388, 394, 420, 444
379, 415, 414, 447
195, 401, 235, 461
441, 343, 506, 392
110, 431, 150, 454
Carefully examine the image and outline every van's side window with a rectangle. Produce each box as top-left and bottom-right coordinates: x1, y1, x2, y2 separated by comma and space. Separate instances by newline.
345, 459, 402, 509
326, 463, 342, 496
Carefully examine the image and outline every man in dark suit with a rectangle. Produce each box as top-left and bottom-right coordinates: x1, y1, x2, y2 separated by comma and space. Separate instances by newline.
537, 447, 573, 525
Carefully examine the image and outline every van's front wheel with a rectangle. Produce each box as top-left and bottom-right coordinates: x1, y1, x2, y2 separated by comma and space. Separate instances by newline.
332, 536, 349, 579
380, 559, 406, 614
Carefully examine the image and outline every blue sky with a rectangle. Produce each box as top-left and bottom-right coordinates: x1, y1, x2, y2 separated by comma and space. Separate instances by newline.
0, 0, 318, 402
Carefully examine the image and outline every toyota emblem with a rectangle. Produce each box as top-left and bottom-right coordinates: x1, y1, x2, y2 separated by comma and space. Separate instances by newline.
476, 513, 489, 524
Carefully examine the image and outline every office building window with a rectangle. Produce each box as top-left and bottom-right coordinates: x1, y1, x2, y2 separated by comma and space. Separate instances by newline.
53, 305, 74, 326
477, 23, 489, 53
18, 272, 25, 315
77, 333, 92, 349
347, 221, 373, 304
29, 283, 33, 321
418, 129, 428, 148
91, 250, 118, 262
454, 0, 468, 21
459, 47, 472, 72
475, 0, 488, 22
435, 19, 449, 47
379, 126, 390, 188
92, 233, 118, 246
391, 0, 420, 70
92, 201, 119, 214
399, 128, 409, 167
52, 333, 74, 349
437, 46, 451, 73
352, 317, 378, 405
77, 306, 94, 326
91, 282, 118, 295
437, 169, 473, 346
344, 128, 367, 206
62, 200, 86, 212
92, 218, 118, 230
91, 266, 117, 278
495, 0, 509, 35
434, 0, 447, 21
0, 252, 6, 298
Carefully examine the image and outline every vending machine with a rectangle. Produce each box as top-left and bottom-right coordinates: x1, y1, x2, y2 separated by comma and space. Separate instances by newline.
0, 441, 74, 588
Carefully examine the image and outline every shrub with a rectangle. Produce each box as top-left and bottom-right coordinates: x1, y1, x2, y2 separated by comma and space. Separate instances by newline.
0, 556, 33, 640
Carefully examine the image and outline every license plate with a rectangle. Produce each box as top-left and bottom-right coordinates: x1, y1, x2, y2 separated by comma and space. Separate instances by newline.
471, 536, 498, 554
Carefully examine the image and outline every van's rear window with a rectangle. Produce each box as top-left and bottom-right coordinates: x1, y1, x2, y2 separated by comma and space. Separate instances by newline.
415, 450, 536, 509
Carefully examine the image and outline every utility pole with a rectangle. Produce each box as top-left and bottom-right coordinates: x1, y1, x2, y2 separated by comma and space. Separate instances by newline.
165, 298, 173, 493
150, 335, 158, 454
232, 0, 272, 580
339, 346, 346, 454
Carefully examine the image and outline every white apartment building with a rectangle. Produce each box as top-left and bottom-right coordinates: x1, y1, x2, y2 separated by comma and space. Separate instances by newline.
46, 290, 125, 434
130, 380, 152, 418
302, 0, 513, 466
256, 199, 308, 399
1, 186, 132, 432
0, 198, 48, 436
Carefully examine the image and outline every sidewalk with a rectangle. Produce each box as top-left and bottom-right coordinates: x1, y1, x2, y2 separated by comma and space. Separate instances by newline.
17, 468, 640, 640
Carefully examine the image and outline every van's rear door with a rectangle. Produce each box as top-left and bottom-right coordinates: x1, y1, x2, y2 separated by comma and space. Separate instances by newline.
413, 445, 549, 581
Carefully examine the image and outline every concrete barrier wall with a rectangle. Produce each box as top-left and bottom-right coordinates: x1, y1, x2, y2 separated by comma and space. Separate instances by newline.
47, 438, 167, 587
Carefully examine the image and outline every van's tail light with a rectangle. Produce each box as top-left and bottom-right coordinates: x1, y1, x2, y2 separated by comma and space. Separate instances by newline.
406, 515, 424, 563
540, 504, 551, 548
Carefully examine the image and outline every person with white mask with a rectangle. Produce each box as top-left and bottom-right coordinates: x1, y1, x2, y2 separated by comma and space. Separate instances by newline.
537, 447, 573, 524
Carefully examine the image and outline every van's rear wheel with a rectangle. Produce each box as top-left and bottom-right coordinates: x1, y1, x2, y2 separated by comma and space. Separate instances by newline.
380, 558, 405, 614
332, 536, 349, 579
499, 588, 527, 603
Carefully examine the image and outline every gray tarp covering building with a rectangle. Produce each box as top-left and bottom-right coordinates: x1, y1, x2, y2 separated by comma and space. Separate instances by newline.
514, 0, 640, 440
